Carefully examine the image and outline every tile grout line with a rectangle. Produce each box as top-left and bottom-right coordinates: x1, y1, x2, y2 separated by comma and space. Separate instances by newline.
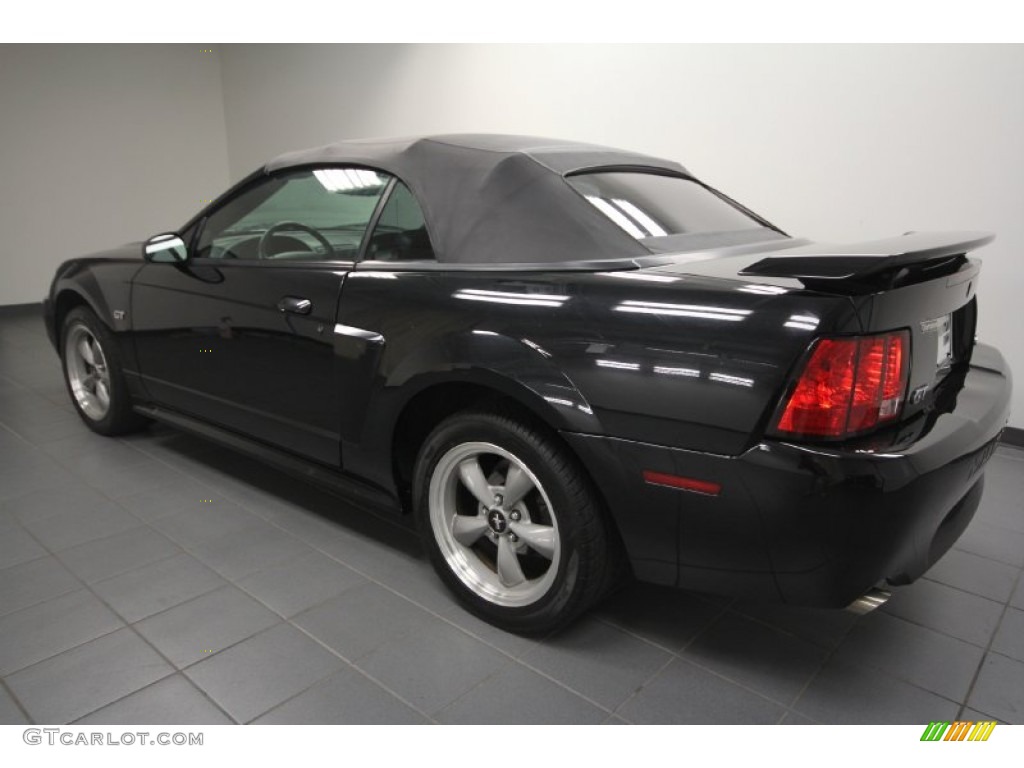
0, 500, 241, 724
878, 596, 1009, 651
275, 620, 439, 725
607, 653, 676, 721
0, 675, 33, 725
954, 591, 1020, 722
429, 662, 541, 724
116, 614, 243, 725
596, 601, 822, 722
782, 637, 846, 723
0, 573, 141, 719
69, 667, 238, 726
0, 560, 81, 622
0, 442, 253, 725
50, 540, 186, 596
597, 598, 981, 724
817, 612, 993, 713
592, 591, 734, 657
199, 554, 447, 724
920, 570, 1020, 605
0, 506, 124, 680
719, 603, 859, 720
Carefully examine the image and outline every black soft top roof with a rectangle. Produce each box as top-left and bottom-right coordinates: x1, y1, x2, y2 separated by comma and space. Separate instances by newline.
264, 134, 689, 265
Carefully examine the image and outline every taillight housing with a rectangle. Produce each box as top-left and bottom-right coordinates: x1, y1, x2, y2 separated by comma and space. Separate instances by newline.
774, 330, 910, 439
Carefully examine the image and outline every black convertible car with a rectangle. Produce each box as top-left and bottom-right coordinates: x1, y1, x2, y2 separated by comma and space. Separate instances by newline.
44, 134, 1011, 633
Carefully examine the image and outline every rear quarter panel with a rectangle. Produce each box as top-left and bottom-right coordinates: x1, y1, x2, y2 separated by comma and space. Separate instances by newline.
338, 268, 861, 489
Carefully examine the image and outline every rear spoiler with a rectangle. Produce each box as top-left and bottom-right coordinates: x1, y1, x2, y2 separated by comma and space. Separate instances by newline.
740, 231, 994, 291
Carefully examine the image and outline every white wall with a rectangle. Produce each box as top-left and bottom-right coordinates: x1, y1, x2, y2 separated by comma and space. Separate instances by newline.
220, 44, 1024, 428
0, 45, 230, 306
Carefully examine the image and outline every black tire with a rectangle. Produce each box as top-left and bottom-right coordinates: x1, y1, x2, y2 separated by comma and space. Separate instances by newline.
60, 306, 148, 436
412, 409, 618, 635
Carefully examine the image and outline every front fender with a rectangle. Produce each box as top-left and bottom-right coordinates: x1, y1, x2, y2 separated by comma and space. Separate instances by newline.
46, 252, 145, 368
52, 264, 119, 329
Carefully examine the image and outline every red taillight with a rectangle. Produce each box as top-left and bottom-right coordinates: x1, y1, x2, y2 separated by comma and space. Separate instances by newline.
775, 331, 910, 439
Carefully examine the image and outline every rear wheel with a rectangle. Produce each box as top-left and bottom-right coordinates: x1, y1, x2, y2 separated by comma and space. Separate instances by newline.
61, 306, 147, 436
413, 410, 617, 634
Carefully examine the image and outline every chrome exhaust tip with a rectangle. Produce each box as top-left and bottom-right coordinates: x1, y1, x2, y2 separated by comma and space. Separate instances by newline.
846, 587, 891, 615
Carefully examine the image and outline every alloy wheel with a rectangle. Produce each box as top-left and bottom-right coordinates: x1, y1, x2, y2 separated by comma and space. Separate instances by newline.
64, 323, 112, 421
428, 441, 561, 608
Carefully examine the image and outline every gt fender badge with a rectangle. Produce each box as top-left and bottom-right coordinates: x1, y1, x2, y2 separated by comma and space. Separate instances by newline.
113, 310, 126, 320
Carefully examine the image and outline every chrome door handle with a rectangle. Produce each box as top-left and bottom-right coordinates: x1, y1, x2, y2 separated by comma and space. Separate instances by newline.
277, 296, 312, 315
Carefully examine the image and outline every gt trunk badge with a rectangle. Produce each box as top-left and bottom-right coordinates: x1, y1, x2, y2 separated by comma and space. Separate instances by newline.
910, 384, 929, 405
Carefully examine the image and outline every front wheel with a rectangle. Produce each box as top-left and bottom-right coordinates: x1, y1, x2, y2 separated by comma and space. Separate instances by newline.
61, 306, 148, 436
413, 410, 617, 634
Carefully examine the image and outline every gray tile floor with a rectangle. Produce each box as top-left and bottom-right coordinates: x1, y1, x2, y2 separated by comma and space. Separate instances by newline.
1, 305, 1023, 725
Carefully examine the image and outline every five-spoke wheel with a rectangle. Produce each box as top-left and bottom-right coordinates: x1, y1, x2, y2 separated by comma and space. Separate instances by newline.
429, 441, 561, 608
64, 323, 112, 421
60, 306, 148, 435
414, 410, 619, 634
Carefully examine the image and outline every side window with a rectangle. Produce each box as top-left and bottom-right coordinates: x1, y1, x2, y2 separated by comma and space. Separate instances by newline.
364, 182, 436, 262
194, 168, 390, 262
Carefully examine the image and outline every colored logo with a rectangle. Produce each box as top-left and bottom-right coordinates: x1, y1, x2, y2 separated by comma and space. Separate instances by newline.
920, 721, 996, 742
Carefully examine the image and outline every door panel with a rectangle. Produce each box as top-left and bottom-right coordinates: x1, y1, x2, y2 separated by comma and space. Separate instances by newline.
130, 165, 394, 467
131, 261, 347, 465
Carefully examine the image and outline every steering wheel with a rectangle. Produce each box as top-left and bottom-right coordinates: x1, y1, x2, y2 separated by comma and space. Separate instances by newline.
257, 221, 335, 260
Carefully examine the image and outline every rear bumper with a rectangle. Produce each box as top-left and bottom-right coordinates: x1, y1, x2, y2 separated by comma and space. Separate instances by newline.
564, 343, 1013, 607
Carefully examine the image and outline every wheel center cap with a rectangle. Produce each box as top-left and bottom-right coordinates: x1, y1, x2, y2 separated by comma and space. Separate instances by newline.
487, 509, 508, 533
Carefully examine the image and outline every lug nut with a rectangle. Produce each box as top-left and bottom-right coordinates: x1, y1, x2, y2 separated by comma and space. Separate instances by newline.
509, 533, 518, 543
494, 494, 503, 505
510, 511, 521, 521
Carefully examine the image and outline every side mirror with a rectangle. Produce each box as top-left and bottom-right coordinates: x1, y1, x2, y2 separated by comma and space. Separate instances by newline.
143, 233, 188, 263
